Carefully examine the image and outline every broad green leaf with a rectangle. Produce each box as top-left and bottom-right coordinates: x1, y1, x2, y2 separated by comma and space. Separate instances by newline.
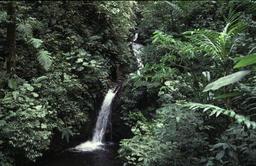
8, 79, 18, 89
214, 92, 240, 100
24, 83, 34, 91
12, 91, 19, 100
31, 92, 39, 98
203, 70, 250, 92
41, 124, 47, 129
34, 76, 48, 83
234, 53, 256, 68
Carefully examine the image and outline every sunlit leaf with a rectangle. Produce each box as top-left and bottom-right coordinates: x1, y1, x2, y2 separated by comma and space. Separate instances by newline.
203, 70, 250, 92
234, 53, 256, 68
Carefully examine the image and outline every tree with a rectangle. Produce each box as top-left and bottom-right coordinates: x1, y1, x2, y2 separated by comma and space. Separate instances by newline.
6, 1, 16, 74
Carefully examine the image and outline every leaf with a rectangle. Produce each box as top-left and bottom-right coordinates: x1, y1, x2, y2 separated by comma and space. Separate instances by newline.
12, 91, 19, 100
37, 50, 52, 71
8, 79, 18, 89
176, 117, 181, 123
76, 58, 84, 63
31, 92, 39, 98
203, 70, 251, 92
214, 92, 240, 100
216, 151, 225, 161
215, 110, 222, 117
209, 109, 217, 116
234, 53, 256, 68
41, 124, 47, 129
0, 11, 7, 23
29, 38, 43, 48
17, 22, 33, 39
24, 83, 34, 91
35, 105, 42, 110
34, 76, 48, 83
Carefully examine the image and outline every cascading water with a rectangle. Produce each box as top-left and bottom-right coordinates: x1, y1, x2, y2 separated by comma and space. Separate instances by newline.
132, 33, 144, 75
92, 88, 117, 142
44, 32, 143, 166
74, 88, 118, 152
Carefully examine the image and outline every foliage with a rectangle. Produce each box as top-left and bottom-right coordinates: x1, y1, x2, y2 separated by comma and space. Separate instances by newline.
184, 102, 256, 129
37, 50, 52, 71
203, 70, 251, 92
208, 124, 256, 165
0, 81, 56, 161
0, 1, 135, 165
234, 53, 256, 69
188, 12, 246, 60
0, 11, 7, 23
119, 104, 208, 166
120, 1, 256, 166
1, 1, 256, 166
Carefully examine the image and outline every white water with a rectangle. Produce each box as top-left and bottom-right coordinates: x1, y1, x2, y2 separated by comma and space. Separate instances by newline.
74, 88, 117, 152
92, 88, 117, 142
132, 33, 144, 75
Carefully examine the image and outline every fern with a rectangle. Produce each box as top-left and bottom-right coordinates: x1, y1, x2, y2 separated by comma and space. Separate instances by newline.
17, 17, 51, 71
0, 11, 7, 23
17, 22, 33, 39
29, 38, 43, 49
182, 102, 256, 129
163, 1, 183, 17
37, 50, 52, 71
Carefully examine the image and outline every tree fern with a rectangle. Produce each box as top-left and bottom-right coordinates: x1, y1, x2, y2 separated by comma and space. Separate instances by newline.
183, 102, 256, 129
37, 50, 52, 71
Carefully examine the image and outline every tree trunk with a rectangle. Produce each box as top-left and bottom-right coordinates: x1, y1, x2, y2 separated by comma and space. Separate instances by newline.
6, 1, 16, 74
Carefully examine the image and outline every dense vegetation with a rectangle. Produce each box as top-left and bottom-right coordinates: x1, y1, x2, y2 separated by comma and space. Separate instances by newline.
0, 1, 256, 166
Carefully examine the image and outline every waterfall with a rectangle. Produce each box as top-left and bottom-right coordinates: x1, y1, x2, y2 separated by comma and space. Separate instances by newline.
92, 88, 117, 142
74, 88, 118, 152
132, 33, 144, 75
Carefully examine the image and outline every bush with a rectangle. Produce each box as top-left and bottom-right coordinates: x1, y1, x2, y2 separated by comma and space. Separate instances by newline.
119, 104, 209, 166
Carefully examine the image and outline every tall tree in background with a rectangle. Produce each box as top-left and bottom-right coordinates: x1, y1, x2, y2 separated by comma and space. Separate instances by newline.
6, 1, 16, 74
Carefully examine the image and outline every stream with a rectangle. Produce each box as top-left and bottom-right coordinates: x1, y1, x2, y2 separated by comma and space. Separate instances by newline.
43, 143, 122, 166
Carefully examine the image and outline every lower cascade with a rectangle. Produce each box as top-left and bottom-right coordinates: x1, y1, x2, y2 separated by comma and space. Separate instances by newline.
74, 88, 118, 152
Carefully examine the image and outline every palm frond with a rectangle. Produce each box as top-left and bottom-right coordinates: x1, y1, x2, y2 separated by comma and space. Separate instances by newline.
183, 102, 256, 129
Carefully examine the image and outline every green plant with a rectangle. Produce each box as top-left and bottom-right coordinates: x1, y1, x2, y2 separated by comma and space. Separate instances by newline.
0, 81, 56, 161
17, 17, 52, 71
119, 104, 208, 166
183, 102, 256, 129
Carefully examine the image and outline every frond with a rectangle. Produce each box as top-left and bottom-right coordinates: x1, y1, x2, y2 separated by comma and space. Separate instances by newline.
0, 10, 7, 23
203, 70, 251, 92
37, 50, 52, 71
164, 1, 183, 16
17, 22, 33, 40
29, 38, 43, 49
183, 102, 256, 129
